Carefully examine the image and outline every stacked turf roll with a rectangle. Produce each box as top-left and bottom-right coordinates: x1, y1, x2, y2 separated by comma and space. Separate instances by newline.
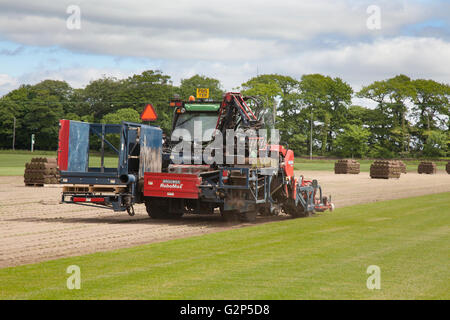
370, 160, 401, 179
418, 161, 437, 174
395, 160, 407, 174
334, 159, 360, 174
24, 158, 60, 186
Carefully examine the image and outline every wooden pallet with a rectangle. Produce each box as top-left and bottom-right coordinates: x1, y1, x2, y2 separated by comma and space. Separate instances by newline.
89, 186, 127, 193
43, 184, 63, 188
62, 186, 89, 193
62, 185, 127, 194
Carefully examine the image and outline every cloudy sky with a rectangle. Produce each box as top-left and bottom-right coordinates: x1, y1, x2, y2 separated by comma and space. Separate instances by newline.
0, 0, 449, 96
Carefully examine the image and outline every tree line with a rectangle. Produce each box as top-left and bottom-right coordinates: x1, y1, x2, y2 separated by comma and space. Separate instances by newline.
0, 71, 448, 158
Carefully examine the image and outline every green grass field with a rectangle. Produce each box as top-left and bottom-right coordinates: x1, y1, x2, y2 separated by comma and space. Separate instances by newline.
1, 192, 448, 300
1, 151, 447, 176
294, 158, 448, 172
0, 151, 117, 176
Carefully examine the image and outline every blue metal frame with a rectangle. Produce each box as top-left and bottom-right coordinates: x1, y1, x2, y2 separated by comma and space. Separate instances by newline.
60, 122, 149, 184
216, 166, 278, 212
60, 121, 162, 212
295, 177, 325, 213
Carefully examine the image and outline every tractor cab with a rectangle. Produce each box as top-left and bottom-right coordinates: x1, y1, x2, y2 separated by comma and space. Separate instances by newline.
162, 92, 221, 169
170, 98, 220, 142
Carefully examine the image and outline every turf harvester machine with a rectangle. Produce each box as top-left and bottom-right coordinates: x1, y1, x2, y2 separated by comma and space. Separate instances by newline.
57, 92, 334, 221
143, 92, 335, 221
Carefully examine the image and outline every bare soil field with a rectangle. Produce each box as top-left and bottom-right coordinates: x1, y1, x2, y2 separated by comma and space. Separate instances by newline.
0, 171, 449, 268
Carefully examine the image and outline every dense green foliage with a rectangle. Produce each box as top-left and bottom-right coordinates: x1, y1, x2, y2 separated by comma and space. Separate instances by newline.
239, 73, 448, 158
0, 71, 448, 158
1, 193, 449, 299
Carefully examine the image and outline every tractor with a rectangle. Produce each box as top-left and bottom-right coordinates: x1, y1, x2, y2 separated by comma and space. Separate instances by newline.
143, 92, 334, 221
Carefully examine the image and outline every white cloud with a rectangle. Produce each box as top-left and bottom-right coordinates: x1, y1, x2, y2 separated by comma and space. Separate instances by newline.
174, 36, 450, 91
0, 67, 141, 96
0, 0, 445, 60
0, 74, 19, 96
2, 36, 449, 98
280, 36, 450, 87
0, 0, 449, 99
19, 67, 138, 88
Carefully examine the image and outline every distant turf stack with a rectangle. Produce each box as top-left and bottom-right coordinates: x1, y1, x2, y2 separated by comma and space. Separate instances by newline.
24, 158, 60, 186
370, 160, 401, 179
396, 160, 407, 174
334, 159, 360, 174
418, 161, 437, 174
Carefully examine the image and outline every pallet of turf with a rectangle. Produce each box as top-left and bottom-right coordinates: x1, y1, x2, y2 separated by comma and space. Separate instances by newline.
446, 161, 450, 174
370, 160, 401, 179
418, 161, 437, 174
24, 157, 60, 186
334, 159, 360, 174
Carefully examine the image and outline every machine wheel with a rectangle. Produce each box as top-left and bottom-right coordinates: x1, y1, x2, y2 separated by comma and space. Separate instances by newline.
220, 205, 257, 222
145, 198, 184, 219
259, 204, 281, 216
282, 200, 308, 218
220, 210, 239, 222
239, 210, 257, 222
126, 205, 135, 216
258, 206, 271, 216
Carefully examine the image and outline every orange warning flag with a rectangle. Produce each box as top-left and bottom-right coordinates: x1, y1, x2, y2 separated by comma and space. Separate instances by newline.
141, 104, 158, 121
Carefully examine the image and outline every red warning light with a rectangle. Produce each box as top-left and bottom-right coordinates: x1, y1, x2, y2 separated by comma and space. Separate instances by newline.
141, 104, 158, 121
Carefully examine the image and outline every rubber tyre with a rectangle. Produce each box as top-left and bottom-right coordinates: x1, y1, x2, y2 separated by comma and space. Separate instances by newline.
221, 211, 240, 222
239, 210, 257, 222
145, 199, 184, 219
282, 200, 307, 218
258, 206, 275, 216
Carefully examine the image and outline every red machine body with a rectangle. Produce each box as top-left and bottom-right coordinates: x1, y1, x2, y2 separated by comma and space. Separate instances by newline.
144, 172, 202, 199
57, 119, 70, 171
